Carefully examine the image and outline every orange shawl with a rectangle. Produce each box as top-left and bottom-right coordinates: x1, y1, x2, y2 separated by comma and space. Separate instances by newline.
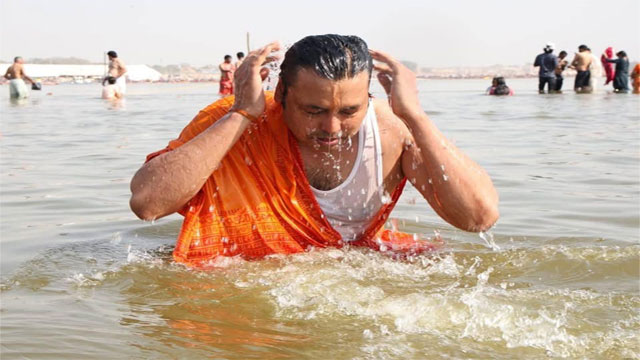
147, 93, 436, 267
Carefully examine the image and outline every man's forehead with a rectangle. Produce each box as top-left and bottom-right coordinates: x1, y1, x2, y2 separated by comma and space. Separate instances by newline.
289, 69, 369, 96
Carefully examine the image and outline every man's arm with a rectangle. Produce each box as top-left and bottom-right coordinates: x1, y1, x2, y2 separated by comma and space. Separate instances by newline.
130, 42, 280, 221
569, 54, 579, 69
370, 49, 499, 232
533, 55, 540, 67
18, 65, 35, 84
116, 59, 127, 78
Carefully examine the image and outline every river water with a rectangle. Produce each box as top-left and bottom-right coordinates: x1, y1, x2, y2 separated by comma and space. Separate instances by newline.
1, 80, 638, 359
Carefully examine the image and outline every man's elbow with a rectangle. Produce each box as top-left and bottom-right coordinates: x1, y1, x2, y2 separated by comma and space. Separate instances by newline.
130, 194, 159, 221
472, 203, 500, 232
461, 196, 500, 233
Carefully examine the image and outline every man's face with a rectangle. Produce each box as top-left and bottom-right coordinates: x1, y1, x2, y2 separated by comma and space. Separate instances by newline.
280, 68, 370, 150
559, 53, 566, 60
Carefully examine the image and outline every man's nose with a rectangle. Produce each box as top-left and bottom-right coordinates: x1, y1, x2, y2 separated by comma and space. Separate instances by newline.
319, 115, 341, 135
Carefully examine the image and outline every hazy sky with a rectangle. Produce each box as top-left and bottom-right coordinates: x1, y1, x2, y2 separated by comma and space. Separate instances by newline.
2, 0, 638, 67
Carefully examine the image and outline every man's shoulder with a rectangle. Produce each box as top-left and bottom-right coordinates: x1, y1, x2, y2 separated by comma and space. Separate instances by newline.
372, 98, 411, 144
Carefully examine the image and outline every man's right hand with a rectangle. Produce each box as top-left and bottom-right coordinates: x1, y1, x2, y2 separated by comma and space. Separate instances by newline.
230, 41, 280, 119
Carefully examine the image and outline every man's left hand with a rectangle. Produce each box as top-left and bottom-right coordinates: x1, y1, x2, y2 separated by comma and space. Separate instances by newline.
370, 49, 423, 123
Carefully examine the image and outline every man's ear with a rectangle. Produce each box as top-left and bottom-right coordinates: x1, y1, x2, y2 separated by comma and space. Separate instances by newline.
275, 81, 284, 105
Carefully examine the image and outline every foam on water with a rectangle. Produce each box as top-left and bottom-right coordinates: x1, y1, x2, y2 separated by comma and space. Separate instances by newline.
1, 230, 638, 358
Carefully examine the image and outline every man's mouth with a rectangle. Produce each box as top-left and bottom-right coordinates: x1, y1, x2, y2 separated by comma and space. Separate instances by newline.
315, 137, 341, 146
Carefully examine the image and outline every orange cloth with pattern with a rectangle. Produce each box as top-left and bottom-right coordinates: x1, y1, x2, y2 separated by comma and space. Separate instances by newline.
147, 93, 439, 267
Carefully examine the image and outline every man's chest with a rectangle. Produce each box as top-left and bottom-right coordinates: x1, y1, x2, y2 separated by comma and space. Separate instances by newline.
299, 142, 360, 191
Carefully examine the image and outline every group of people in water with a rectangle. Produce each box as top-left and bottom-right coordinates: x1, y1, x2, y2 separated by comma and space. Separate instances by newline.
218, 52, 245, 96
485, 43, 640, 96
3, 50, 127, 101
100, 51, 127, 100
533, 42, 638, 94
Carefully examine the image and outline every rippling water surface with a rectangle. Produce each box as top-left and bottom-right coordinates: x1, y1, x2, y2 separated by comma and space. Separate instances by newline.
1, 80, 638, 359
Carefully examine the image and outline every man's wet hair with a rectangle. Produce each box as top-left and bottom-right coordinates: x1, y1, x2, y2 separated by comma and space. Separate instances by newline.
578, 45, 590, 52
616, 50, 627, 57
107, 51, 118, 58
278, 34, 373, 106
559, 50, 567, 57
224, 55, 232, 61
106, 76, 116, 85
237, 52, 245, 58
14, 56, 22, 62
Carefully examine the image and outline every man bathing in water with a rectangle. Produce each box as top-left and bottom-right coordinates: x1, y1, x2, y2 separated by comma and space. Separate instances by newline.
219, 55, 235, 96
4, 57, 37, 99
130, 35, 499, 267
101, 76, 123, 100
570, 45, 593, 93
102, 50, 127, 95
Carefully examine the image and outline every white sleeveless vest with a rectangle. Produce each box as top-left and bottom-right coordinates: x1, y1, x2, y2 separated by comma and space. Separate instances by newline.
311, 102, 387, 241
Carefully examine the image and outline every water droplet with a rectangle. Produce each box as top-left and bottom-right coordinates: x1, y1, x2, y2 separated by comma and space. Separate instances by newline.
443, 174, 448, 181
428, 178, 433, 184
209, 205, 214, 212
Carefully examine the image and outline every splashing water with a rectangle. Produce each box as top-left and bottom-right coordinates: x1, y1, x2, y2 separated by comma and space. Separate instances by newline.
479, 230, 500, 251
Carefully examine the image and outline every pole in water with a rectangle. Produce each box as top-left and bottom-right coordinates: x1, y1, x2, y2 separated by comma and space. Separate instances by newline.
246, 32, 251, 53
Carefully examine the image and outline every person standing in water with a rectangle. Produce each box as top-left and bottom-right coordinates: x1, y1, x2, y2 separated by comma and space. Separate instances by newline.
235, 52, 245, 69
533, 43, 558, 94
631, 62, 640, 94
4, 57, 37, 99
102, 51, 127, 95
219, 55, 235, 96
603, 50, 630, 93
569, 45, 593, 93
554, 51, 568, 92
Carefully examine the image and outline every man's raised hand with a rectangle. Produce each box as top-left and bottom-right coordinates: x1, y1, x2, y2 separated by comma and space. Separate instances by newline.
231, 42, 281, 118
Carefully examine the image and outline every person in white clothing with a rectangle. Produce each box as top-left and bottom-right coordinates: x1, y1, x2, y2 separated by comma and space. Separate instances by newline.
103, 50, 127, 95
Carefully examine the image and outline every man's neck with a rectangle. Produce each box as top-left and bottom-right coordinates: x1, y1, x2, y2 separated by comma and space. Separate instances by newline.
297, 134, 360, 191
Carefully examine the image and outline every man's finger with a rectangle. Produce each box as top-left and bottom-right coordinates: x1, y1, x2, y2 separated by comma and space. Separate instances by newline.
255, 42, 281, 64
373, 63, 393, 75
261, 56, 281, 66
369, 49, 398, 69
245, 41, 281, 67
377, 72, 392, 95
259, 67, 270, 81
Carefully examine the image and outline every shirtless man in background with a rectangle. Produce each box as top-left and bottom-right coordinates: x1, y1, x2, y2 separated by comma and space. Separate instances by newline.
570, 45, 593, 93
4, 57, 37, 99
102, 51, 127, 95
218, 55, 235, 96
